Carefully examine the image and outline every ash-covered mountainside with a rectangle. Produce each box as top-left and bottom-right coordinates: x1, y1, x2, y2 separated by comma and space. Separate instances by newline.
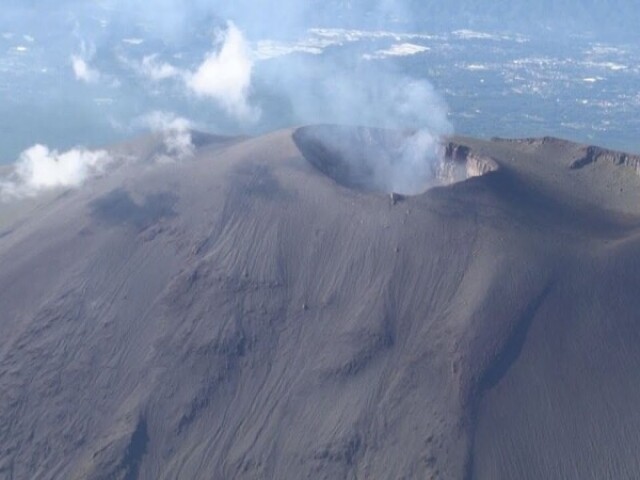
2, 126, 640, 479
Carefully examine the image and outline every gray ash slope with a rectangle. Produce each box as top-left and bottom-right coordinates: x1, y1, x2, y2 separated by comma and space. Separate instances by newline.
2, 126, 640, 479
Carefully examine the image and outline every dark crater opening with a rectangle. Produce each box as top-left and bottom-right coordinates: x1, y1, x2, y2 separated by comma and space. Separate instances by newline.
293, 125, 498, 195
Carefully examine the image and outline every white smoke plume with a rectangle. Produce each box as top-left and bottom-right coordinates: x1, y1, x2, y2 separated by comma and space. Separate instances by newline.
70, 41, 100, 83
0, 111, 197, 201
1, 145, 112, 199
396, 129, 468, 194
131, 22, 258, 123
71, 55, 100, 83
2, 1, 456, 198
139, 111, 195, 162
139, 55, 181, 81
295, 124, 452, 196
186, 22, 259, 122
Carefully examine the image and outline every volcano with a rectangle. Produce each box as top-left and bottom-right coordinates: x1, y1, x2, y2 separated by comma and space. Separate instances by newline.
2, 126, 640, 479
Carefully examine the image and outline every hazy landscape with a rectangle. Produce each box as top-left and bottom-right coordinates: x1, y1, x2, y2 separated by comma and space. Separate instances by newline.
1, 1, 640, 479
2, 1, 640, 162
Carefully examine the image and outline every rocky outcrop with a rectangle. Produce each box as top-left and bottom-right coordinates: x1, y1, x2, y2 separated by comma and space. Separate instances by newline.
444, 142, 500, 178
570, 145, 640, 173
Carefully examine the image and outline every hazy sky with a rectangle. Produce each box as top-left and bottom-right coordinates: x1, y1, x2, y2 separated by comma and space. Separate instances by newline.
0, 0, 638, 166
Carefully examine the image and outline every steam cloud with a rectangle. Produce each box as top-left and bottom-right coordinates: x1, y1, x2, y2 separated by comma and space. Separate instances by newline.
0, 111, 200, 201
139, 111, 195, 162
111, 2, 450, 136
71, 55, 100, 83
1, 145, 112, 199
296, 125, 452, 196
133, 22, 258, 123
70, 41, 100, 83
3, 0, 455, 197
186, 22, 258, 122
138, 55, 181, 81
396, 130, 447, 194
